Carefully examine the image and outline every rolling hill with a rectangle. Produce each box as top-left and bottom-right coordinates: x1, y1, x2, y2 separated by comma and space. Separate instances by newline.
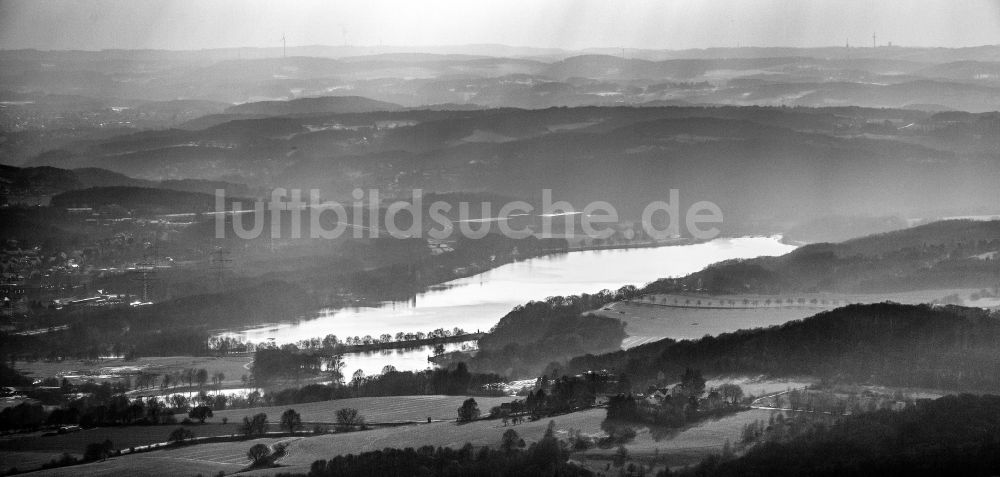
566, 302, 1000, 391
645, 219, 1000, 294
224, 95, 403, 116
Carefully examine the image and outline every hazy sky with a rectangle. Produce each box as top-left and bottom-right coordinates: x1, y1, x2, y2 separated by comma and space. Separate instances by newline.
1, 0, 998, 51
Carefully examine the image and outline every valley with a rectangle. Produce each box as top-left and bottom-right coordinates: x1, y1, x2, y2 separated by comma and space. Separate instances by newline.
2, 9, 1000, 475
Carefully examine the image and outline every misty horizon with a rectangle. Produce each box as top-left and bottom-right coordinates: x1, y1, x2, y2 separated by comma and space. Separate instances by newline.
2, 3, 1000, 477
1, 0, 999, 51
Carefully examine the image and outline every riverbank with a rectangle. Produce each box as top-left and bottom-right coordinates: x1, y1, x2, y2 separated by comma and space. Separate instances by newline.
12, 355, 253, 389
302, 333, 485, 356
203, 237, 694, 341
213, 236, 798, 373
333, 236, 699, 310
211, 236, 707, 340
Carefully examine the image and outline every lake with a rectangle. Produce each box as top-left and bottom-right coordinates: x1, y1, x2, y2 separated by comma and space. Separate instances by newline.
219, 236, 796, 375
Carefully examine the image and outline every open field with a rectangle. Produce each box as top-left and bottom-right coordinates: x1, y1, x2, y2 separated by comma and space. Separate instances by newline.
214, 395, 513, 424
0, 423, 238, 455
1, 450, 71, 474
604, 302, 818, 346
24, 436, 292, 477
241, 408, 608, 476
704, 377, 817, 399
12, 400, 827, 476
606, 288, 989, 347
2, 395, 510, 474
577, 409, 777, 470
23, 410, 605, 477
588, 409, 775, 456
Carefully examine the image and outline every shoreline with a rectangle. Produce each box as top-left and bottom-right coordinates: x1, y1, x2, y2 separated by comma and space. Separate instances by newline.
209, 235, 709, 339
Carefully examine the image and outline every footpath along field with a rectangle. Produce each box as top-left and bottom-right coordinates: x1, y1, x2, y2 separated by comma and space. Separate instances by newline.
0, 423, 236, 476
16, 395, 509, 476
0, 423, 236, 454
240, 408, 608, 476
214, 394, 511, 424
27, 409, 606, 477
25, 437, 293, 477
24, 405, 783, 476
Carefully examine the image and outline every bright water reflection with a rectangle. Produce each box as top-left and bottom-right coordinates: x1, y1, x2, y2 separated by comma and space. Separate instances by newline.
220, 236, 796, 375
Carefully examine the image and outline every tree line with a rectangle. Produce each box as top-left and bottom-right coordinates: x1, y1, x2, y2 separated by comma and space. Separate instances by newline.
276, 421, 591, 477
208, 326, 473, 354
564, 303, 1000, 393
642, 220, 1000, 295
486, 372, 621, 426
605, 369, 746, 430
250, 346, 505, 398
467, 286, 638, 377
673, 393, 1000, 477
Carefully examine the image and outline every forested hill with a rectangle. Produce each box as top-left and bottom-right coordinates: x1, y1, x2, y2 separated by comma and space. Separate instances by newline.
644, 219, 1000, 294
468, 287, 636, 377
223, 95, 403, 116
566, 303, 1000, 392
1, 164, 256, 200
681, 393, 1000, 477
49, 186, 247, 214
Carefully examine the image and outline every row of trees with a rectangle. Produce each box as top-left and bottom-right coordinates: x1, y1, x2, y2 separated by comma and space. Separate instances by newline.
208, 327, 472, 354
348, 362, 505, 397
635, 294, 844, 308
296, 421, 591, 477
34, 409, 302, 474
251, 346, 505, 398
130, 368, 226, 392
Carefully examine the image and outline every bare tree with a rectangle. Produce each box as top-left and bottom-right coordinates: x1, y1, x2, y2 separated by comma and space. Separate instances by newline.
280, 408, 302, 433
335, 407, 364, 431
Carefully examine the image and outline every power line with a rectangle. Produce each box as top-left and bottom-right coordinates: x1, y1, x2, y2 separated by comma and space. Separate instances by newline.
131, 236, 159, 303
211, 247, 232, 288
